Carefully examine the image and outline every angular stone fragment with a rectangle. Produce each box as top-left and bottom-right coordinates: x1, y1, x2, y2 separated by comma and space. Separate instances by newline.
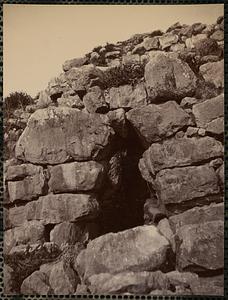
159, 33, 179, 49
62, 57, 88, 72
57, 95, 84, 109
142, 36, 160, 50
83, 86, 108, 113
26, 194, 99, 225
194, 38, 222, 57
21, 271, 52, 295
65, 65, 104, 92
217, 163, 224, 188
106, 82, 148, 109
7, 166, 45, 203
185, 34, 208, 49
48, 161, 105, 193
199, 60, 224, 89
15, 107, 115, 164
169, 202, 224, 232
176, 220, 224, 271
210, 30, 224, 41
139, 136, 223, 176
145, 52, 197, 101
107, 108, 128, 138
49, 260, 79, 294
4, 221, 45, 254
157, 219, 176, 253
50, 222, 99, 247
126, 101, 191, 145
155, 165, 220, 204
192, 94, 224, 134
46, 74, 70, 99
75, 225, 170, 280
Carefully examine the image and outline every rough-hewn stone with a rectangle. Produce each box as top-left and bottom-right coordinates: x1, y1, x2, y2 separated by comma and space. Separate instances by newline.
199, 60, 224, 89
106, 82, 148, 109
26, 194, 99, 225
192, 94, 224, 135
83, 86, 108, 113
4, 221, 45, 254
15, 107, 115, 164
75, 225, 170, 280
48, 161, 105, 193
145, 53, 197, 101
176, 220, 224, 271
139, 136, 223, 176
127, 101, 191, 145
62, 57, 88, 72
155, 165, 220, 204
21, 271, 52, 295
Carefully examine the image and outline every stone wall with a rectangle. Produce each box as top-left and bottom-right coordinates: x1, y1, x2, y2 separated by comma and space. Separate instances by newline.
4, 16, 224, 295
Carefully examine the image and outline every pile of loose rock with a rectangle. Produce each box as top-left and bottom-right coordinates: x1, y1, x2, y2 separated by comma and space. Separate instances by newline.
4, 16, 224, 295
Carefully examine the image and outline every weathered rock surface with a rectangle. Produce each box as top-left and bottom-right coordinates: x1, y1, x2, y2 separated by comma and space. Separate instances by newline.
88, 271, 170, 294
7, 165, 45, 203
107, 108, 128, 138
48, 260, 79, 294
155, 165, 219, 204
48, 161, 105, 193
4, 221, 45, 254
192, 94, 224, 134
50, 222, 98, 247
199, 60, 224, 89
159, 33, 179, 50
62, 57, 88, 72
21, 271, 52, 295
144, 52, 197, 101
106, 82, 148, 109
169, 202, 224, 232
5, 205, 27, 229
83, 86, 108, 113
127, 101, 191, 145
26, 194, 99, 224
75, 225, 170, 280
176, 220, 224, 271
139, 136, 223, 176
15, 107, 115, 164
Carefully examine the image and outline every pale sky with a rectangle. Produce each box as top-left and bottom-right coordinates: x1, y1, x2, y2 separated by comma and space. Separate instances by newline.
3, 4, 224, 98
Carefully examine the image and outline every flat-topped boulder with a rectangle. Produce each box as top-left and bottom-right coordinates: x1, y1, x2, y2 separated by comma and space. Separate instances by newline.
15, 107, 115, 164
75, 225, 170, 280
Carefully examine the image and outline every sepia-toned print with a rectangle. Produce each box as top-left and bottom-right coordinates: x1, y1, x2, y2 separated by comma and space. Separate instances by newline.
3, 4, 224, 296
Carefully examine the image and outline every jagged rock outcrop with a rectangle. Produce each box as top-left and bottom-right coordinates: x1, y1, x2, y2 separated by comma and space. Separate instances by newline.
4, 15, 224, 295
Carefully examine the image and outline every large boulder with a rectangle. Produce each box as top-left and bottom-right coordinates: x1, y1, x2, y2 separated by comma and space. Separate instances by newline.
48, 161, 105, 193
144, 52, 197, 101
192, 94, 224, 135
26, 194, 99, 225
126, 101, 191, 146
176, 220, 224, 271
199, 60, 224, 89
154, 165, 220, 205
7, 165, 46, 203
139, 136, 223, 176
75, 225, 170, 280
15, 107, 115, 164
